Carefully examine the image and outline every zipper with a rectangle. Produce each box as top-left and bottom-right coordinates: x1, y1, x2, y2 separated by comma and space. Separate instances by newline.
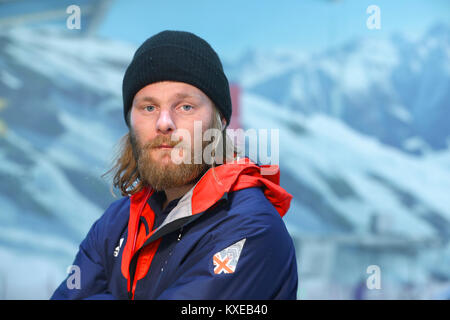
177, 227, 184, 241
127, 197, 227, 299
152, 227, 184, 297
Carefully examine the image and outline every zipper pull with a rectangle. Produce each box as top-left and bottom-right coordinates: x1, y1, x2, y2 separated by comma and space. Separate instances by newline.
177, 227, 183, 242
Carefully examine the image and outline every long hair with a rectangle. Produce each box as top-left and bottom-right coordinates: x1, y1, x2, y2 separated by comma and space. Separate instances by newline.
103, 108, 239, 197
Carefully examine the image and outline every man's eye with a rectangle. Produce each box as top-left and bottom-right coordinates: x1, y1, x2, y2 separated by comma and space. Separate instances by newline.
145, 105, 155, 112
181, 105, 193, 111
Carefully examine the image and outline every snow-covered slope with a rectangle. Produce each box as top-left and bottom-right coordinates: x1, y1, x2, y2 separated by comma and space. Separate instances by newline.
0, 27, 134, 298
242, 93, 450, 240
240, 92, 450, 299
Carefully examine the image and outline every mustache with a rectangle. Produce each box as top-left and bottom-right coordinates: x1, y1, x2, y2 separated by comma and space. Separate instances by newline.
141, 134, 182, 150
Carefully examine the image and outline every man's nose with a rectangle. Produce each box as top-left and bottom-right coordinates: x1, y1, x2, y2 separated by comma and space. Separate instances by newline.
155, 109, 176, 134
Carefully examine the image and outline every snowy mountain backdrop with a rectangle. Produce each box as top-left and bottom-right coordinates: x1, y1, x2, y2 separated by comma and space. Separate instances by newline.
226, 23, 450, 156
0, 24, 449, 299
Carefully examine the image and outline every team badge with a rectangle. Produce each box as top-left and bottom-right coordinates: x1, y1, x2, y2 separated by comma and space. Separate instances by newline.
213, 238, 246, 274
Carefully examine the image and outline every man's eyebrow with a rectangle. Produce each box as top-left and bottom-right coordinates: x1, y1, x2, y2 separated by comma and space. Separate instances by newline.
137, 96, 158, 103
136, 92, 201, 104
173, 92, 202, 100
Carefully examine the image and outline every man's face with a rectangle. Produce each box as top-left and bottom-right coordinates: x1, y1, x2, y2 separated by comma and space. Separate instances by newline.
129, 81, 216, 191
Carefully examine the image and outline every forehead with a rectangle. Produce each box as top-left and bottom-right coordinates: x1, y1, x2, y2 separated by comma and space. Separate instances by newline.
133, 81, 209, 104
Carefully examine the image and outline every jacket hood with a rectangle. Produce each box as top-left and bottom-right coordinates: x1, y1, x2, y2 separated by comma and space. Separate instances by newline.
191, 158, 292, 218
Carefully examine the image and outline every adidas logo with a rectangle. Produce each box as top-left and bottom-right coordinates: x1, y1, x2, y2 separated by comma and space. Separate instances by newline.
113, 238, 124, 257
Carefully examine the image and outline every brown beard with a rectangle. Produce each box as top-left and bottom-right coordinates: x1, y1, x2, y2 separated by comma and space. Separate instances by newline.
129, 129, 210, 191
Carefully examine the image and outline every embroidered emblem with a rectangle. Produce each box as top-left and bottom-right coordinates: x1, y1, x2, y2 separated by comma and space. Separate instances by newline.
213, 238, 246, 274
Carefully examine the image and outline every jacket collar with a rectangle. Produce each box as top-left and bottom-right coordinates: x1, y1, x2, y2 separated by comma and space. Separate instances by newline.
132, 157, 292, 233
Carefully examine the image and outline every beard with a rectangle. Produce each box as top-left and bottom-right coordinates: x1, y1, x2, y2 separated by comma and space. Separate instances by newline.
129, 128, 210, 192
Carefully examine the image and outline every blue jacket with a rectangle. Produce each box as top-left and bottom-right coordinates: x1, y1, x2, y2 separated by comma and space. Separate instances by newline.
51, 160, 298, 300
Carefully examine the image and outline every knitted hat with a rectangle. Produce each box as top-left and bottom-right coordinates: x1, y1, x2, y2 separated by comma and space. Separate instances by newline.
122, 30, 232, 127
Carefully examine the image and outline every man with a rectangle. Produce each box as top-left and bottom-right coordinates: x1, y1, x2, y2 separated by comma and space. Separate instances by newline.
51, 30, 298, 300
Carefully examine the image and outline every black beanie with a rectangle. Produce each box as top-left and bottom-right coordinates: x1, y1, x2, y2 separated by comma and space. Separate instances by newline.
122, 30, 232, 127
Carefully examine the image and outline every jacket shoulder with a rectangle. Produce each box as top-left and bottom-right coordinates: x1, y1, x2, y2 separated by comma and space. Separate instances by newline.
88, 196, 130, 248
227, 187, 285, 223
206, 186, 293, 247
101, 196, 130, 223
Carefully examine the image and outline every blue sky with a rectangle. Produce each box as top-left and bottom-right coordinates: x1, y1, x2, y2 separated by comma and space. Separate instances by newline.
98, 0, 450, 61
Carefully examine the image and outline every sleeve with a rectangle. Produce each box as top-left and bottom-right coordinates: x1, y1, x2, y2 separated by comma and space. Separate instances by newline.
156, 210, 298, 300
50, 218, 116, 300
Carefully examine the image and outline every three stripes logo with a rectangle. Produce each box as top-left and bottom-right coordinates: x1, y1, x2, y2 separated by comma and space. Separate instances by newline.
113, 238, 124, 257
